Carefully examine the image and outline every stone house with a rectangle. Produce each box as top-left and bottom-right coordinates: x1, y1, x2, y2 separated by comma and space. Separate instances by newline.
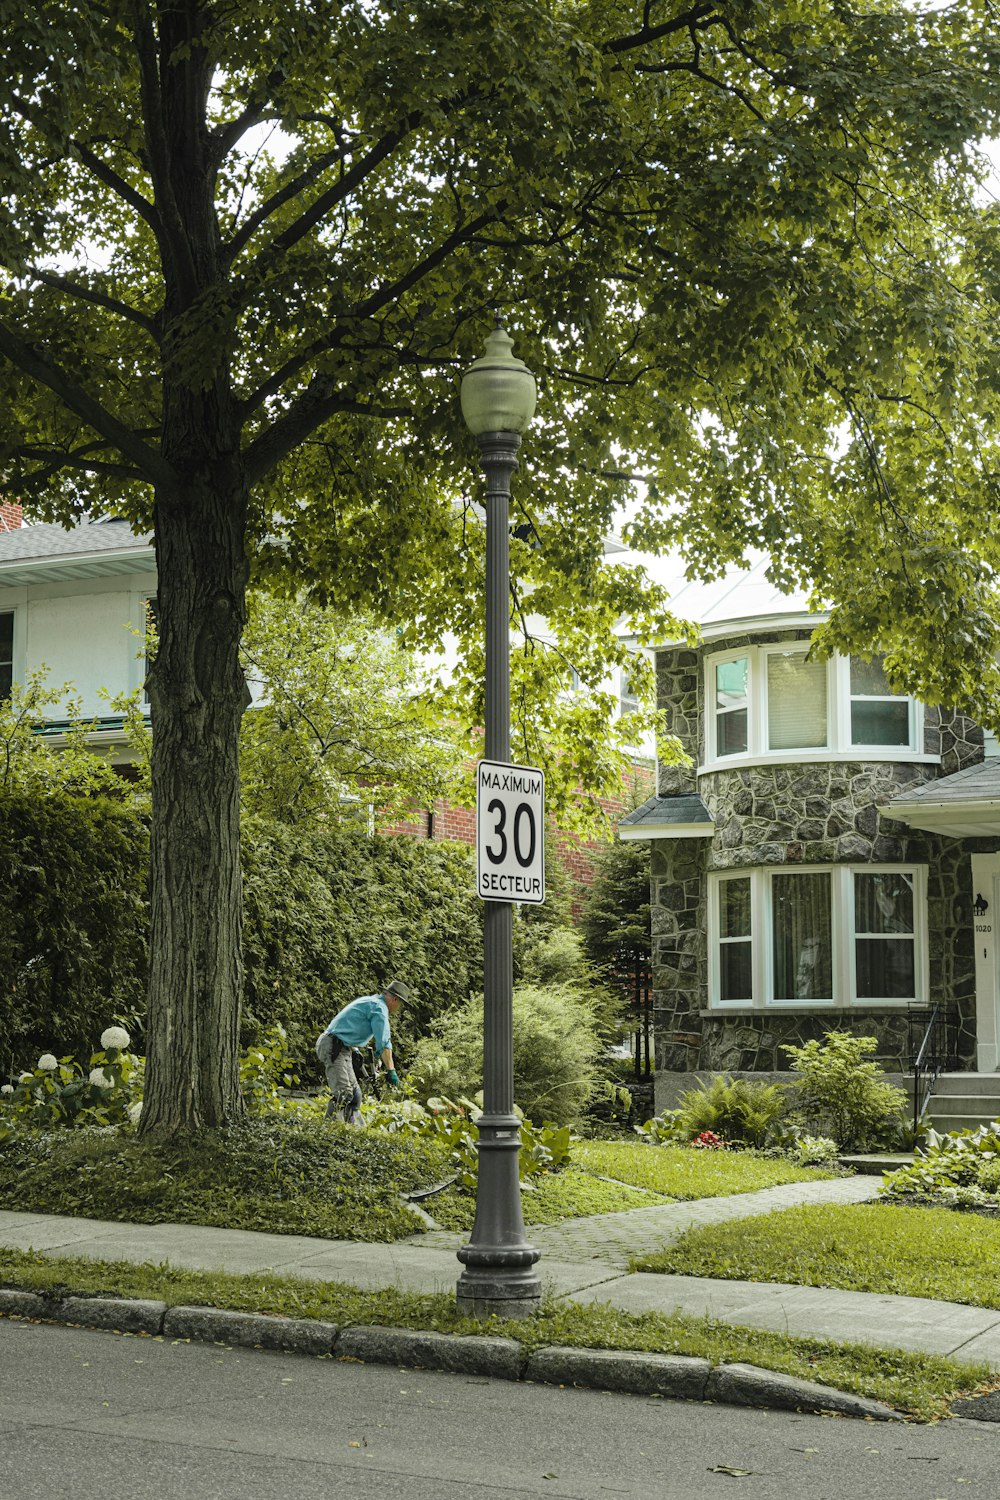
621, 558, 1000, 1126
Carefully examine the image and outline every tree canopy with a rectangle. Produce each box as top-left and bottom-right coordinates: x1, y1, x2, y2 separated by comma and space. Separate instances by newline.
1, 0, 998, 1133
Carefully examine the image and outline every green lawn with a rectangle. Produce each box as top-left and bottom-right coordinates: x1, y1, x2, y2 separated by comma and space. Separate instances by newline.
1, 1244, 992, 1421
634, 1202, 1000, 1309
573, 1140, 834, 1198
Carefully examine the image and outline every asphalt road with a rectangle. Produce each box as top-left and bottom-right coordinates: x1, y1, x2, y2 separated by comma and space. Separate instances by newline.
0, 1319, 996, 1499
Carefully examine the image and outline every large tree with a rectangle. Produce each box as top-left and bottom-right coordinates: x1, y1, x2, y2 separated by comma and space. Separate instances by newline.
1, 2, 997, 1136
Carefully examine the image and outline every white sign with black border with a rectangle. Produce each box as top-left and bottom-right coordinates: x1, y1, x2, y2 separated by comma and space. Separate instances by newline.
476, 759, 545, 904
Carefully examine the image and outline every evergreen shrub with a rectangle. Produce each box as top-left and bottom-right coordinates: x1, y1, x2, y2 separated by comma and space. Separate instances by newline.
240, 818, 483, 1067
0, 792, 149, 1075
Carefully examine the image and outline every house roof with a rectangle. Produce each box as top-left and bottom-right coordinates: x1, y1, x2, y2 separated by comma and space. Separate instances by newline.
0, 519, 154, 585
614, 548, 819, 640
619, 793, 715, 840
882, 760, 1000, 837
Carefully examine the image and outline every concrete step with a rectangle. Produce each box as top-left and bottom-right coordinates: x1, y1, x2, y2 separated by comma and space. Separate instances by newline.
930, 1073, 1000, 1096
925, 1109, 1000, 1134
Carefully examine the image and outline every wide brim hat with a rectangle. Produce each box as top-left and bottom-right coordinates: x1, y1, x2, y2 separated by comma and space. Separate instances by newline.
385, 979, 409, 1001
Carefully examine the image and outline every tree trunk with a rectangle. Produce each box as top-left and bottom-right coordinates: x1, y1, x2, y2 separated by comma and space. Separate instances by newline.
138, 461, 250, 1138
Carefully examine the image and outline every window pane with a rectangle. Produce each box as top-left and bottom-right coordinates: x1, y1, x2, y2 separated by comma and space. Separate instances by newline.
850, 655, 899, 696
856, 939, 915, 1000
854, 873, 913, 935
721, 942, 752, 1003
851, 699, 910, 746
772, 872, 832, 1001
720, 878, 751, 937
767, 652, 827, 750
0, 611, 11, 702
717, 708, 748, 756
716, 658, 748, 710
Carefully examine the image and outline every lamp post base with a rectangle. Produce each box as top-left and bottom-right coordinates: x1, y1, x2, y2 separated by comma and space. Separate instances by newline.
456, 1109, 542, 1319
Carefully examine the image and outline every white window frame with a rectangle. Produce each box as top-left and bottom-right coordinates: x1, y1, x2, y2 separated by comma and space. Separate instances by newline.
708, 863, 928, 1010
0, 607, 14, 702
703, 646, 928, 770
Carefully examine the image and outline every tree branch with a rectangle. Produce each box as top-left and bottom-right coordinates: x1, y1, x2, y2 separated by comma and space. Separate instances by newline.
242, 391, 410, 487
226, 142, 349, 262
10, 93, 161, 237
130, 0, 199, 297
28, 268, 160, 339
604, 2, 717, 55
0, 320, 176, 490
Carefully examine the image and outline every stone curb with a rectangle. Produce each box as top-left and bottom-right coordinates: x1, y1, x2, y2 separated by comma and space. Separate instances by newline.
0, 1287, 902, 1421
338, 1325, 524, 1380
526, 1346, 709, 1401
707, 1362, 901, 1422
163, 1304, 338, 1356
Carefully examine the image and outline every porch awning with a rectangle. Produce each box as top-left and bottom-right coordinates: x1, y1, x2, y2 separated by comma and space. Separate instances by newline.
618, 794, 715, 840
881, 760, 1000, 837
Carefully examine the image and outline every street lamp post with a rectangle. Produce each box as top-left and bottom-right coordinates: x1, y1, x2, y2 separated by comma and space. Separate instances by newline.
456, 320, 542, 1318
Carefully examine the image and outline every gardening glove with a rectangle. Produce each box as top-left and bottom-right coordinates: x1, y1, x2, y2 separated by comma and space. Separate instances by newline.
386, 1069, 400, 1087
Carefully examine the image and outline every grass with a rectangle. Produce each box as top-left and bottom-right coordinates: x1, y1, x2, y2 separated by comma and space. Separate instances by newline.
428, 1167, 671, 1231
572, 1140, 835, 1198
634, 1201, 1000, 1309
0, 1244, 992, 1422
1, 1122, 837, 1242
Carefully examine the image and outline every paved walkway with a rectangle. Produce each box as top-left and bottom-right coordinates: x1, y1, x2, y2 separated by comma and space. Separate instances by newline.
414, 1173, 880, 1265
4, 1175, 1000, 1365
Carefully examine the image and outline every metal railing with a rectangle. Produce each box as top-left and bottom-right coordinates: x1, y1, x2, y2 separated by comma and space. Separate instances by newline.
908, 1004, 959, 1136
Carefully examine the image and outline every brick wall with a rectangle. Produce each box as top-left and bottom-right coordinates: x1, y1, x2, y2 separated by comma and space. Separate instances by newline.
379, 761, 655, 891
0, 501, 23, 531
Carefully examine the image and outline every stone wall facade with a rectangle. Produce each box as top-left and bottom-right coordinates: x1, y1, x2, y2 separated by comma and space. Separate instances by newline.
650, 632, 991, 1078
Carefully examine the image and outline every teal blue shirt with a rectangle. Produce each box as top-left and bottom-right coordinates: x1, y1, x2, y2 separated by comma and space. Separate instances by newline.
326, 994, 391, 1054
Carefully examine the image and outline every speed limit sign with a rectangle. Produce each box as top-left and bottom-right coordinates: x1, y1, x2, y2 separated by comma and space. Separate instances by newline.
476, 759, 546, 904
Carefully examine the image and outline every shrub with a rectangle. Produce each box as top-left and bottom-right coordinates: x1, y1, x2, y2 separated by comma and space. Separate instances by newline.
0, 1026, 141, 1140
674, 1074, 787, 1147
0, 792, 149, 1075
408, 983, 602, 1126
781, 1031, 906, 1151
241, 818, 484, 1069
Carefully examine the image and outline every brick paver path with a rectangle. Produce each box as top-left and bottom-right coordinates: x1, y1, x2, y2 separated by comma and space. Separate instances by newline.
409, 1174, 881, 1270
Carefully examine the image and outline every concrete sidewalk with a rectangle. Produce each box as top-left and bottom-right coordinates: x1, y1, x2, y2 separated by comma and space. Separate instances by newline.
2, 1175, 1000, 1365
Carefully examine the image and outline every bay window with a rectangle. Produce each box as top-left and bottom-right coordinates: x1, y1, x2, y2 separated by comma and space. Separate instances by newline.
706, 647, 920, 764
709, 864, 925, 1009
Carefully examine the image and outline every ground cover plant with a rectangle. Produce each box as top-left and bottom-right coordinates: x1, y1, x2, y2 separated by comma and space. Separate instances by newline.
0, 1116, 448, 1242
633, 1202, 1000, 1311
880, 1121, 1000, 1211
0, 1245, 992, 1422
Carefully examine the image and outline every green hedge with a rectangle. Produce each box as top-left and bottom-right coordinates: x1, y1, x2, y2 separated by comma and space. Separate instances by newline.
0, 795, 484, 1077
0, 792, 149, 1076
241, 817, 484, 1067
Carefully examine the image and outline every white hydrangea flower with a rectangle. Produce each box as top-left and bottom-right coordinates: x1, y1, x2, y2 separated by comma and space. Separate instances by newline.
0, 1084, 13, 1096
127, 1101, 143, 1125
88, 1068, 111, 1089
37, 1054, 59, 1071
18, 1073, 32, 1084
101, 1026, 131, 1051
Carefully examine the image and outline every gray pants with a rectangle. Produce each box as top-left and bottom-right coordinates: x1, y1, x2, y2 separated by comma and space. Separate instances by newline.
315, 1033, 363, 1123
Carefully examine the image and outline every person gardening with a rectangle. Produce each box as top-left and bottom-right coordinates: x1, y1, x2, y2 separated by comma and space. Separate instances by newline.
315, 979, 407, 1123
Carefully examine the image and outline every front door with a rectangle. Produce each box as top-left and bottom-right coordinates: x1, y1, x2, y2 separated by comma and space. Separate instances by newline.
971, 853, 1000, 1072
